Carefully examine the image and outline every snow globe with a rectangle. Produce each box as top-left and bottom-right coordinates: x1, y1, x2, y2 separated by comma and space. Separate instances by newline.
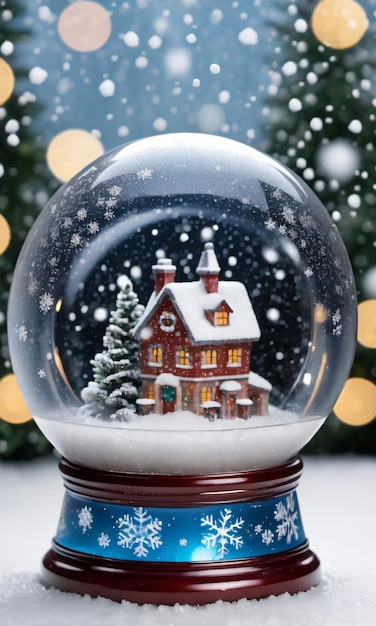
8, 133, 356, 604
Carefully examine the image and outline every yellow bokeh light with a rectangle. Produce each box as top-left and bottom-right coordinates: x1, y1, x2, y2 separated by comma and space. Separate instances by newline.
334, 378, 376, 426
311, 0, 369, 49
0, 58, 15, 105
0, 374, 32, 425
0, 214, 11, 255
46, 129, 104, 183
358, 300, 376, 348
58, 1, 112, 52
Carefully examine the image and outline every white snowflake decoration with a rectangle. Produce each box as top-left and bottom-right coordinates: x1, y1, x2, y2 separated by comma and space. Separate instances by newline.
274, 493, 299, 544
117, 507, 163, 558
179, 538, 188, 547
78, 505, 93, 534
97, 532, 111, 548
261, 529, 274, 546
201, 508, 244, 559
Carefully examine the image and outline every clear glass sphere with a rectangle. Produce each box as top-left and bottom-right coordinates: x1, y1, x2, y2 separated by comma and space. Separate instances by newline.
8, 133, 357, 473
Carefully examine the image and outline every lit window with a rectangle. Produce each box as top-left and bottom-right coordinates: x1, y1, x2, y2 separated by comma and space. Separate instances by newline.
201, 386, 212, 403
147, 384, 154, 399
151, 345, 162, 364
177, 348, 190, 366
214, 311, 229, 325
201, 349, 217, 366
227, 348, 242, 365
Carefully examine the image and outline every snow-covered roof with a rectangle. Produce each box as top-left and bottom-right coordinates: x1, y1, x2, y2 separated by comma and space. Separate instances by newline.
236, 398, 253, 405
154, 373, 180, 387
219, 380, 242, 391
248, 371, 272, 391
200, 401, 221, 408
135, 279, 260, 344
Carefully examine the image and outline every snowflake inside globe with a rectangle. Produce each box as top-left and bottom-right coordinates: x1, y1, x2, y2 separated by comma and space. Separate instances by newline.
8, 133, 357, 474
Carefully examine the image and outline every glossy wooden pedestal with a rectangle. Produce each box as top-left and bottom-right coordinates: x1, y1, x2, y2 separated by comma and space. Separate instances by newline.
41, 456, 321, 605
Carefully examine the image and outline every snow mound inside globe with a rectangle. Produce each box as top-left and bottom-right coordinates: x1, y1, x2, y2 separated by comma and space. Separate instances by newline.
8, 133, 357, 474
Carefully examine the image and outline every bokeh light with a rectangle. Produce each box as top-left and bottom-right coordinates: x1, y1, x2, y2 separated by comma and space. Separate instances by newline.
58, 1, 112, 53
334, 378, 376, 426
0, 374, 32, 424
46, 129, 104, 183
0, 58, 15, 105
0, 214, 11, 255
358, 300, 376, 348
311, 0, 369, 50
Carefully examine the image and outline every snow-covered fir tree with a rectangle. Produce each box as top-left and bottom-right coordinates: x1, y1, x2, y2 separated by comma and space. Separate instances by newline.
80, 277, 145, 422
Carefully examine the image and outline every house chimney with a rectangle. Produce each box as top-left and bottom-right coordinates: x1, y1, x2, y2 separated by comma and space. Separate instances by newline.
196, 242, 221, 293
152, 258, 176, 294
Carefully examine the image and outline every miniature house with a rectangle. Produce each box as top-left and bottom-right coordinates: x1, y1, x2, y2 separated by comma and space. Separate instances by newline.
134, 243, 271, 420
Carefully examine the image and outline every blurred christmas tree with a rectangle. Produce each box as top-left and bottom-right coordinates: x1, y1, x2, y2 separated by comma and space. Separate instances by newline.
0, 0, 55, 459
263, 0, 376, 453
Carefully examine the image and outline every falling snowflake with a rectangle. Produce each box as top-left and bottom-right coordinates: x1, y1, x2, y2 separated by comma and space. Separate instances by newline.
28, 276, 39, 296
37, 369, 46, 378
78, 505, 93, 534
106, 197, 117, 208
254, 524, 263, 535
201, 508, 244, 559
179, 538, 188, 547
282, 205, 295, 224
279, 224, 287, 235
271, 188, 283, 200
117, 507, 163, 558
16, 325, 28, 342
97, 532, 111, 548
137, 168, 153, 180
333, 324, 343, 337
49, 256, 59, 268
87, 221, 100, 235
109, 185, 122, 196
304, 267, 313, 278
62, 217, 73, 229
76, 207, 88, 221
104, 208, 115, 220
70, 233, 82, 247
261, 529, 274, 546
332, 308, 342, 324
265, 217, 276, 231
274, 493, 299, 544
39, 292, 54, 314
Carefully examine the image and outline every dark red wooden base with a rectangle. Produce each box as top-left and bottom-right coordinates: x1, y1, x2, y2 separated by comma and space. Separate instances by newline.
41, 456, 321, 605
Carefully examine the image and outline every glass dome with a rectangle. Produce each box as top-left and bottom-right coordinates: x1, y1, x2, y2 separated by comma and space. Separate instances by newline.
8, 133, 357, 474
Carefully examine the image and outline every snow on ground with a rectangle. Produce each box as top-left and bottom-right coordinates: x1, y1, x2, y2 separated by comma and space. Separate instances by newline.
1, 456, 376, 625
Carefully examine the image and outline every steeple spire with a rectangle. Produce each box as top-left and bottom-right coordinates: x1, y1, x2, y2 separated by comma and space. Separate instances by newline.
196, 242, 221, 293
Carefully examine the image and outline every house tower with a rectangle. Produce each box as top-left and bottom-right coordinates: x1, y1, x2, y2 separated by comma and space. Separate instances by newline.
196, 242, 221, 294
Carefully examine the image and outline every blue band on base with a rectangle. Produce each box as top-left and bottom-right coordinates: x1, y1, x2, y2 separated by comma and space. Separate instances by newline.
55, 489, 305, 562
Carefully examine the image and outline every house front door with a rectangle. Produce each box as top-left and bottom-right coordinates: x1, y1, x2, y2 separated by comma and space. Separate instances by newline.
161, 385, 176, 414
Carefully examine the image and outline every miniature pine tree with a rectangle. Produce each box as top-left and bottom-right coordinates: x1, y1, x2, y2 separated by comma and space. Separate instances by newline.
80, 277, 145, 421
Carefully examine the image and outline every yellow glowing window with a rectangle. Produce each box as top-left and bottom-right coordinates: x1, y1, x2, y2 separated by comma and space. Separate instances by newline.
201, 386, 212, 403
177, 348, 190, 366
151, 346, 162, 364
227, 348, 242, 365
214, 311, 229, 326
201, 349, 217, 366
147, 385, 154, 399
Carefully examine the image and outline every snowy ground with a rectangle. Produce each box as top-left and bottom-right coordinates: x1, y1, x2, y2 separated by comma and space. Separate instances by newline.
1, 456, 376, 625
